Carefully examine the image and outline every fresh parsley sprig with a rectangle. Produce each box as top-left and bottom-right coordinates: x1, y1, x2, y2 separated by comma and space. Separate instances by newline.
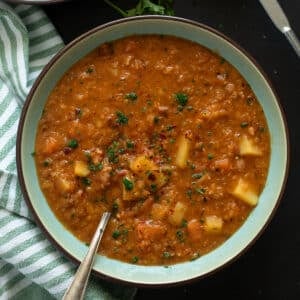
104, 0, 175, 17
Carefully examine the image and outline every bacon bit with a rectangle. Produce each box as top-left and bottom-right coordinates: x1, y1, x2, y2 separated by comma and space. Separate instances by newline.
187, 219, 203, 242
159, 133, 167, 140
63, 147, 72, 155
115, 169, 129, 177
214, 158, 230, 170
184, 130, 193, 140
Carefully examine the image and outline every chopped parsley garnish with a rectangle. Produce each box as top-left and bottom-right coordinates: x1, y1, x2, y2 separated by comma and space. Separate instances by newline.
67, 139, 78, 149
240, 122, 249, 128
126, 140, 134, 149
81, 177, 91, 186
112, 230, 121, 239
86, 66, 94, 73
163, 251, 171, 258
192, 173, 204, 179
88, 163, 103, 172
246, 97, 254, 105
150, 183, 157, 192
176, 230, 184, 242
116, 111, 128, 125
186, 189, 193, 199
181, 219, 188, 228
43, 158, 52, 167
112, 202, 119, 214
207, 153, 214, 160
125, 92, 137, 101
123, 177, 134, 191
195, 188, 206, 195
107, 141, 119, 163
131, 256, 139, 264
166, 124, 175, 131
153, 116, 160, 124
174, 92, 188, 106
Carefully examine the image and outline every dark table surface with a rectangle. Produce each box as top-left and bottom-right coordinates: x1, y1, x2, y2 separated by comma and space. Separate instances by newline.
43, 1, 300, 299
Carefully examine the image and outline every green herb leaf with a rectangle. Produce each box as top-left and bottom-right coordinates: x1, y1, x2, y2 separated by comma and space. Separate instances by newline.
195, 188, 206, 195
131, 256, 139, 264
89, 163, 103, 172
174, 92, 188, 106
123, 177, 134, 191
67, 139, 78, 149
207, 153, 214, 160
104, 0, 175, 17
163, 251, 171, 258
112, 202, 119, 214
176, 230, 185, 242
126, 140, 134, 149
125, 92, 138, 101
240, 122, 249, 128
81, 177, 91, 186
116, 111, 128, 125
112, 230, 121, 239
86, 66, 94, 73
192, 173, 204, 179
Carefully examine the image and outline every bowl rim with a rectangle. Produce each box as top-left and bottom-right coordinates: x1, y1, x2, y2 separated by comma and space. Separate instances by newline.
16, 15, 290, 287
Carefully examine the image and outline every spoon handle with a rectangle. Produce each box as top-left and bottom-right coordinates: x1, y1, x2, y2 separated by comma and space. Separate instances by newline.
63, 212, 111, 300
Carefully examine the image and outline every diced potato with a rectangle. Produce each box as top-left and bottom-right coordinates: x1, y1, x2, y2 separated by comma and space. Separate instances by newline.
151, 203, 168, 220
74, 160, 90, 177
204, 215, 223, 233
130, 155, 159, 172
175, 136, 190, 168
146, 170, 168, 189
55, 177, 74, 194
187, 219, 202, 242
239, 135, 262, 156
43, 136, 60, 154
122, 177, 148, 201
231, 178, 258, 206
168, 202, 187, 226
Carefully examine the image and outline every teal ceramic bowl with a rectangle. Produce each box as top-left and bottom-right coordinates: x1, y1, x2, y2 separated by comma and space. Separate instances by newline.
17, 16, 289, 286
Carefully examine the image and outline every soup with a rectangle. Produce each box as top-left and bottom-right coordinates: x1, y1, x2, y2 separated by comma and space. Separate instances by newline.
35, 35, 270, 265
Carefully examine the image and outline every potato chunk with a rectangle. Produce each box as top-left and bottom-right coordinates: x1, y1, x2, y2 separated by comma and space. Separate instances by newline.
239, 135, 262, 156
231, 178, 258, 206
175, 136, 190, 168
204, 215, 223, 233
55, 177, 74, 194
151, 203, 168, 220
168, 202, 187, 226
130, 155, 158, 172
187, 219, 202, 242
74, 160, 90, 177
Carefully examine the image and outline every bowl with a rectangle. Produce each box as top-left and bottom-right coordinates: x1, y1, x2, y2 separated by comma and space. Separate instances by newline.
16, 16, 289, 286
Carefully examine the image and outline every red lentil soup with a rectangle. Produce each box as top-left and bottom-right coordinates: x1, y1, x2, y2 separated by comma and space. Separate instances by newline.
35, 35, 270, 265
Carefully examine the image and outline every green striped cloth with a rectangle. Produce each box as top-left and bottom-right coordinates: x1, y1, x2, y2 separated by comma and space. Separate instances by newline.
0, 2, 136, 299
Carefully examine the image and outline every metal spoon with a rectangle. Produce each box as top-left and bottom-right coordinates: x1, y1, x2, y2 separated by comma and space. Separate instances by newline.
63, 212, 111, 300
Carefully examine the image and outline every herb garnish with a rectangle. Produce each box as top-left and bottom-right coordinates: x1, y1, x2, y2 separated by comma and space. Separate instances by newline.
174, 92, 188, 107
104, 0, 174, 17
123, 177, 134, 191
116, 111, 128, 125
67, 139, 78, 149
125, 92, 138, 101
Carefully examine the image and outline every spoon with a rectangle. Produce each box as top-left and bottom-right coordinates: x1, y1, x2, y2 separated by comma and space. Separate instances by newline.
63, 212, 111, 300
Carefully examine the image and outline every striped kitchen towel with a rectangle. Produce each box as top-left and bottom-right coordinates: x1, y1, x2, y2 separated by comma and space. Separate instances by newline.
0, 2, 136, 299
